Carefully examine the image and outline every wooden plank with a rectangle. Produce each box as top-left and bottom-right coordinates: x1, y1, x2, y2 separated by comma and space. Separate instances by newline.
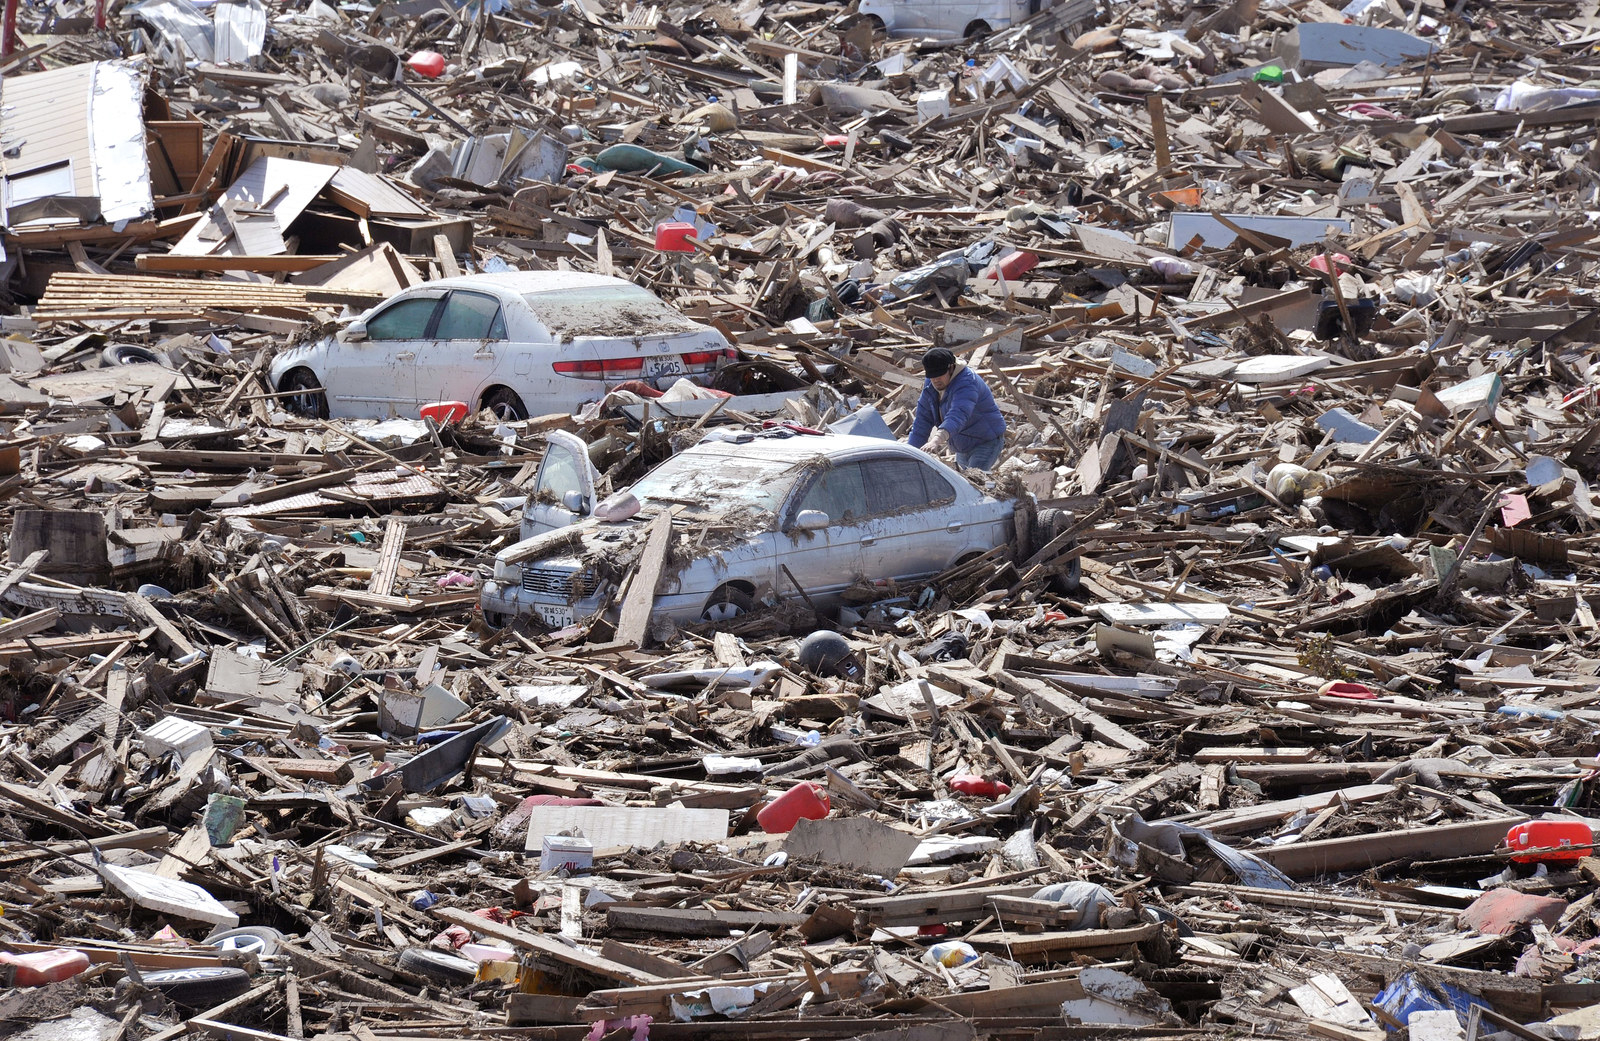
368, 518, 408, 598
0, 549, 48, 600
604, 906, 810, 938
430, 906, 663, 984
992, 672, 1150, 752
1255, 817, 1528, 878
613, 512, 673, 648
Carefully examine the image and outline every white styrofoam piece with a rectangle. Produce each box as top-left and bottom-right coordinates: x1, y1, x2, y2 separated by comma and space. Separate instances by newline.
1093, 603, 1232, 626
524, 806, 729, 851
98, 862, 239, 928
140, 716, 213, 759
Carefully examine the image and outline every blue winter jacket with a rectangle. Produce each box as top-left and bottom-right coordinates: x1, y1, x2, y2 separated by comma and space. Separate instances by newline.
908, 365, 1007, 453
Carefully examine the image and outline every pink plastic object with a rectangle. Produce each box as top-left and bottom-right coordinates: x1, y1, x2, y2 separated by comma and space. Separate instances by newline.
1307, 252, 1353, 275
950, 775, 1012, 797
995, 251, 1038, 280
757, 782, 830, 833
1320, 681, 1377, 700
655, 221, 698, 252
421, 400, 469, 426
407, 50, 446, 78
1507, 821, 1594, 863
0, 950, 91, 986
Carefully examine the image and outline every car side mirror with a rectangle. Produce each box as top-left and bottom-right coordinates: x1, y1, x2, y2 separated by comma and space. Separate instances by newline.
562, 490, 585, 514
342, 319, 368, 342
794, 509, 829, 531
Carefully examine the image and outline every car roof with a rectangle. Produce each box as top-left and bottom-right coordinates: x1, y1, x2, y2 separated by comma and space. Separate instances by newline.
684, 432, 929, 464
420, 271, 635, 296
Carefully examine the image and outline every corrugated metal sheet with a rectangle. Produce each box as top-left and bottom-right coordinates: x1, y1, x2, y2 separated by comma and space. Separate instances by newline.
171, 156, 336, 256
221, 471, 447, 517
327, 167, 430, 219
0, 62, 96, 198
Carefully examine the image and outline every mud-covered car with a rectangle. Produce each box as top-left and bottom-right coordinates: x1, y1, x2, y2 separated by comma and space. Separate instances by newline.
480, 429, 1062, 632
269, 271, 733, 421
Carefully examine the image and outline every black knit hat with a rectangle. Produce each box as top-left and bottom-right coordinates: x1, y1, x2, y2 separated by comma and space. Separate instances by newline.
922, 348, 956, 377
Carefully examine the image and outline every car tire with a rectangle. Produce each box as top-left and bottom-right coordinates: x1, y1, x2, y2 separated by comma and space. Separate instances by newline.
396, 947, 478, 987
701, 585, 754, 624
280, 368, 329, 419
204, 925, 285, 957
102, 344, 165, 367
140, 967, 253, 1006
1042, 511, 1081, 596
481, 387, 528, 422
963, 19, 991, 38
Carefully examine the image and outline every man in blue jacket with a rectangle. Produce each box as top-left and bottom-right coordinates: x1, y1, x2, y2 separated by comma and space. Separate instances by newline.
907, 347, 1007, 471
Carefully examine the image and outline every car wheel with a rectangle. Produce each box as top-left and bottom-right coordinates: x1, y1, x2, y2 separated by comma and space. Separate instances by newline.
140, 967, 253, 1006
204, 925, 285, 957
1039, 511, 1082, 596
102, 344, 165, 367
964, 19, 991, 37
280, 368, 329, 419
481, 387, 528, 421
396, 947, 478, 987
701, 585, 754, 624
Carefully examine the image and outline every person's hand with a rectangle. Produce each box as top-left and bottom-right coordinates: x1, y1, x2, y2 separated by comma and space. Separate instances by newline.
925, 428, 950, 454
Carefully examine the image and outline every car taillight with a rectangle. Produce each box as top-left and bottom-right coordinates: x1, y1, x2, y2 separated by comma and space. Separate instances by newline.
553, 357, 645, 378
681, 348, 737, 370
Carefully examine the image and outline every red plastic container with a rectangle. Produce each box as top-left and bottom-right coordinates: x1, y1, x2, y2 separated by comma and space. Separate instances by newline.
0, 949, 90, 986
420, 400, 468, 426
950, 775, 1012, 798
995, 250, 1038, 280
407, 50, 446, 78
655, 221, 698, 252
757, 782, 830, 833
1507, 821, 1594, 863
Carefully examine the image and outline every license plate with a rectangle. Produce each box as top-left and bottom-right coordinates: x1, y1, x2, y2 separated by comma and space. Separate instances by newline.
643, 354, 686, 378
534, 603, 575, 629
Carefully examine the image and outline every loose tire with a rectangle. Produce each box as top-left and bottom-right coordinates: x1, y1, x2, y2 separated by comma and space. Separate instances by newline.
140, 967, 253, 1006
397, 947, 478, 986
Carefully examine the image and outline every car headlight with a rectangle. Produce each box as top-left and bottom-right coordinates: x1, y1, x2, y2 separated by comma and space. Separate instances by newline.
492, 558, 519, 583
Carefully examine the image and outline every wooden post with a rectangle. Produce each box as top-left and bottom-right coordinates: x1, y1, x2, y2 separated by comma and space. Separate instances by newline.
1, 0, 18, 57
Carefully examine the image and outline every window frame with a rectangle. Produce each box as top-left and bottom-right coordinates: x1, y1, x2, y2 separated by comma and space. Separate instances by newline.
435, 289, 508, 342
363, 294, 445, 342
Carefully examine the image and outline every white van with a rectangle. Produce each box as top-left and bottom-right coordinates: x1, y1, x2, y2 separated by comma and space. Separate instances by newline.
858, 0, 1044, 40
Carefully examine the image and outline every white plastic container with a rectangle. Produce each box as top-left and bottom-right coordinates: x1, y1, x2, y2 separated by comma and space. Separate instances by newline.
917, 89, 951, 121
140, 716, 213, 759
541, 835, 593, 874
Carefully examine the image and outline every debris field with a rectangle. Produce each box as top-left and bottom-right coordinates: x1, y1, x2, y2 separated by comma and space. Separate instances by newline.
2, 0, 1600, 1038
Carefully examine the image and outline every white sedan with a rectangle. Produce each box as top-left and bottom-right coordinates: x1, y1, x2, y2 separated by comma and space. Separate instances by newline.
480, 430, 1019, 631
269, 271, 733, 420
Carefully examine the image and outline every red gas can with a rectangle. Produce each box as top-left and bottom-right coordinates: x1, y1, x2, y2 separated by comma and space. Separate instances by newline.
995, 250, 1038, 280
0, 949, 90, 986
950, 775, 1012, 797
407, 50, 446, 78
756, 782, 830, 833
1507, 820, 1594, 863
654, 221, 698, 252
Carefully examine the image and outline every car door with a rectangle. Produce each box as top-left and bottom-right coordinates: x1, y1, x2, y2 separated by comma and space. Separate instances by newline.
520, 431, 598, 539
776, 461, 870, 608
413, 290, 508, 413
853, 454, 966, 582
323, 293, 443, 417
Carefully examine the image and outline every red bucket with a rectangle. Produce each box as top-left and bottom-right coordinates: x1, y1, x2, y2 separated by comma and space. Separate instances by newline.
421, 400, 469, 426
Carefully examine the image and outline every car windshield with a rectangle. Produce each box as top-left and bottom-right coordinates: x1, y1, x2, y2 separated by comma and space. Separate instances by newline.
630, 450, 800, 520
522, 285, 704, 342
